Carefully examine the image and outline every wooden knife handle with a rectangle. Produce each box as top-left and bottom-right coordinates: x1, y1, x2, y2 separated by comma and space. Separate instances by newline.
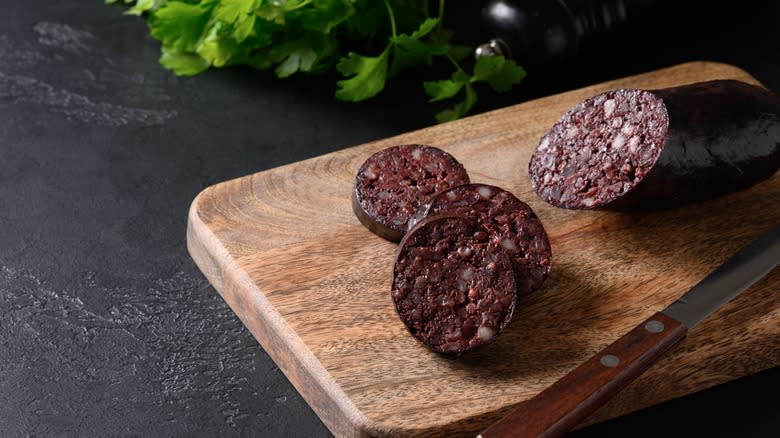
478, 312, 688, 438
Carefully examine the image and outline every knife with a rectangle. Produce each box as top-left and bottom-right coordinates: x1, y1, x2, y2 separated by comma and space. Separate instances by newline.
479, 223, 780, 438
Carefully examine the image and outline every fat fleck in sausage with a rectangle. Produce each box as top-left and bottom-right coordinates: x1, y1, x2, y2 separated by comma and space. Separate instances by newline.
529, 80, 780, 210
392, 214, 516, 354
353, 144, 470, 241
409, 183, 551, 296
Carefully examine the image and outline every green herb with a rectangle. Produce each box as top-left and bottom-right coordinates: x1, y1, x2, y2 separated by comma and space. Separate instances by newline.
107, 0, 526, 122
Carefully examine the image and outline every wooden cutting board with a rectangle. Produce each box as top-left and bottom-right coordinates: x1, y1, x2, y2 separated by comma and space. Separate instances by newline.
187, 61, 780, 437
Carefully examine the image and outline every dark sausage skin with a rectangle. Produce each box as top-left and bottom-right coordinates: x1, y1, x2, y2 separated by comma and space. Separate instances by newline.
352, 144, 470, 241
409, 183, 551, 296
392, 215, 516, 354
529, 80, 780, 210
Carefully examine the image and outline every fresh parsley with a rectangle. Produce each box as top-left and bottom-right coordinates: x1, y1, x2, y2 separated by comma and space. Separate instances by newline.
108, 0, 526, 122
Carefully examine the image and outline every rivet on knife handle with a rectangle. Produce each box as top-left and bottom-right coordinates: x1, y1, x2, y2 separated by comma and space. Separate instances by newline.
478, 312, 688, 438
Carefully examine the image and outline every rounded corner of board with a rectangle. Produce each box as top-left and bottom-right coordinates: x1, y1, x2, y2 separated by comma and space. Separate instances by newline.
188, 185, 214, 218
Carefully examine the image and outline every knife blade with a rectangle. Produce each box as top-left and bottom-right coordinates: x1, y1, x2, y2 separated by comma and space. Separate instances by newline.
479, 223, 780, 438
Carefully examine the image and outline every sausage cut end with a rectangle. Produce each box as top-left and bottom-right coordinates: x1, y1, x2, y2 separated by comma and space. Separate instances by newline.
353, 144, 470, 241
529, 89, 668, 209
392, 215, 516, 354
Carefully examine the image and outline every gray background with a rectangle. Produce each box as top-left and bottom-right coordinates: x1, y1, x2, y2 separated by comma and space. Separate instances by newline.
1, 1, 778, 436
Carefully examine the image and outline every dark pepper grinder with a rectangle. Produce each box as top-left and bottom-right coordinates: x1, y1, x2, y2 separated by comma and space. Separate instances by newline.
476, 0, 662, 70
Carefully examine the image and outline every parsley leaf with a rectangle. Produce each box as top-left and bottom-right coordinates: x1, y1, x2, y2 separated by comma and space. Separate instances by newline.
196, 22, 242, 67
472, 55, 526, 92
424, 55, 524, 123
149, 1, 213, 52
249, 34, 335, 76
389, 17, 448, 76
423, 79, 464, 102
424, 66, 476, 123
233, 13, 256, 42
296, 0, 355, 34
126, 0, 159, 16
212, 0, 256, 24
435, 83, 476, 123
275, 47, 317, 78
160, 47, 210, 75
423, 70, 469, 102
335, 47, 390, 102
403, 16, 439, 41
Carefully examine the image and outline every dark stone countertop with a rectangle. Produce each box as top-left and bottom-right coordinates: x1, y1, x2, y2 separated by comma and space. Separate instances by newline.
1, 1, 778, 436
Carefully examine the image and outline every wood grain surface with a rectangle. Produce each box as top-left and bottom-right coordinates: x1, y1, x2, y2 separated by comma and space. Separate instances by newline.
479, 312, 689, 438
187, 61, 780, 437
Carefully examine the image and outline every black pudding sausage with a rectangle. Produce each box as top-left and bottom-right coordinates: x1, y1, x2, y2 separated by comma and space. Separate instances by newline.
352, 144, 470, 241
529, 80, 780, 210
392, 214, 516, 354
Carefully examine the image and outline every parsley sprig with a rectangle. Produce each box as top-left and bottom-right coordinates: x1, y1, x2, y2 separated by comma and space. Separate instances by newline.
108, 0, 526, 122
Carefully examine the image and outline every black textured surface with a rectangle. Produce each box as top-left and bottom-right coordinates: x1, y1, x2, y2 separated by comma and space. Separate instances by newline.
0, 1, 778, 436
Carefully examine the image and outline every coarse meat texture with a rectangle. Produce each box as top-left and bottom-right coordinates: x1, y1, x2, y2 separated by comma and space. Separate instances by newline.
529, 80, 780, 210
392, 215, 516, 355
410, 183, 551, 296
529, 88, 668, 209
353, 144, 470, 241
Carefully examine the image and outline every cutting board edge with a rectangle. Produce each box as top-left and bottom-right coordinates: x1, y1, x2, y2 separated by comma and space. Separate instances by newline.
187, 191, 383, 438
